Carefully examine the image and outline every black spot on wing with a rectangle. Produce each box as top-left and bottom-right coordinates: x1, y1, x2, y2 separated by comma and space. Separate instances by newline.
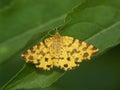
83, 52, 89, 57
64, 64, 68, 67
46, 65, 51, 68
45, 57, 49, 62
68, 38, 75, 47
70, 49, 80, 55
67, 57, 71, 61
43, 40, 48, 48
28, 55, 34, 60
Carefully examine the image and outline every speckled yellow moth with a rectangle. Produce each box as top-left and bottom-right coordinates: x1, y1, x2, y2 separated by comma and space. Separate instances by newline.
21, 31, 99, 71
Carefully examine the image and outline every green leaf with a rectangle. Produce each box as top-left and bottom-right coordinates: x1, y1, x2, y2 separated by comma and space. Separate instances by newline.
1, 64, 64, 90
2, 22, 120, 89
1, 0, 120, 90
0, 16, 64, 63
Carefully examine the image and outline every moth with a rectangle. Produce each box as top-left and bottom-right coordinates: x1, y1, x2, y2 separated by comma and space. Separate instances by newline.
21, 31, 99, 71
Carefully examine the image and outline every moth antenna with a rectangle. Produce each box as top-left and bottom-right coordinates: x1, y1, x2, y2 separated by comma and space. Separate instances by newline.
48, 20, 71, 36
56, 20, 71, 31
48, 28, 59, 36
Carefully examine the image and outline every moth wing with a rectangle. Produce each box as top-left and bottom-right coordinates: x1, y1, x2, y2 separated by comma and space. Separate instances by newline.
21, 37, 54, 70
54, 36, 99, 71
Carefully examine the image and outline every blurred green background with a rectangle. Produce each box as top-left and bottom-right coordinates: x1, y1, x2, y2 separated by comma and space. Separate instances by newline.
0, 0, 120, 90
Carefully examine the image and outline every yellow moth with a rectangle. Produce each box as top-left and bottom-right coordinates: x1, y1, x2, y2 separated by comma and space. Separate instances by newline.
21, 31, 99, 71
